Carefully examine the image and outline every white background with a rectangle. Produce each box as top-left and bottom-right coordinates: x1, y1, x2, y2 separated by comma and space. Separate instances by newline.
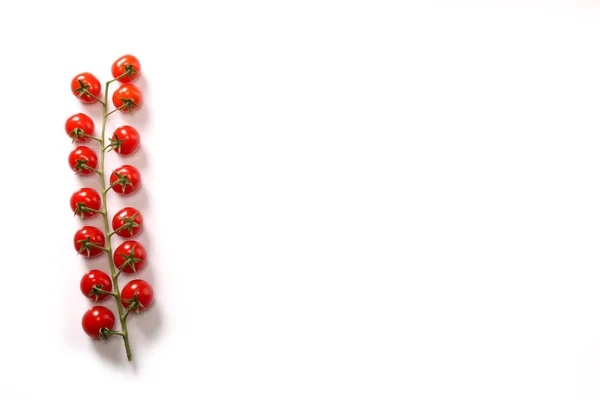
1, 0, 600, 398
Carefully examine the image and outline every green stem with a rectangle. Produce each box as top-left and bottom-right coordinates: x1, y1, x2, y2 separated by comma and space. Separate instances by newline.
106, 108, 122, 117
110, 225, 129, 237
124, 302, 136, 319
89, 92, 105, 105
99, 79, 133, 362
80, 207, 105, 216
103, 181, 118, 194
86, 135, 102, 143
88, 243, 108, 252
108, 71, 129, 84
92, 285, 116, 297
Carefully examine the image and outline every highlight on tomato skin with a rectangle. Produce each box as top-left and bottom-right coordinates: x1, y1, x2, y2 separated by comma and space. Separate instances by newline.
111, 54, 141, 83
71, 72, 102, 104
73, 226, 106, 259
112, 207, 144, 238
65, 113, 95, 142
80, 270, 113, 302
121, 279, 154, 312
82, 306, 115, 338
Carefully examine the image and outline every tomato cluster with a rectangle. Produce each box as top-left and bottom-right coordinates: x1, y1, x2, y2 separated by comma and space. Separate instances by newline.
68, 55, 154, 346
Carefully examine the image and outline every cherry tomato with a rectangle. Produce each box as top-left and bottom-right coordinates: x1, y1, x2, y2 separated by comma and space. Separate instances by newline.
112, 207, 143, 238
74, 226, 105, 258
114, 240, 147, 274
109, 165, 141, 195
121, 279, 154, 312
71, 72, 101, 104
65, 113, 95, 142
70, 188, 101, 219
111, 126, 140, 156
80, 270, 113, 302
112, 84, 142, 113
68, 146, 98, 175
82, 306, 115, 338
111, 54, 141, 83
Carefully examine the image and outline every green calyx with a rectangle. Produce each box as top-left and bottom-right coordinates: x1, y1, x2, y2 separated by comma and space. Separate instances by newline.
112, 172, 134, 192
88, 284, 106, 302
117, 244, 142, 273
123, 64, 138, 79
124, 293, 145, 314
118, 98, 139, 115
74, 79, 92, 98
73, 159, 91, 174
107, 135, 126, 153
73, 202, 95, 219
116, 213, 141, 236
77, 237, 94, 257
69, 128, 87, 143
98, 328, 124, 340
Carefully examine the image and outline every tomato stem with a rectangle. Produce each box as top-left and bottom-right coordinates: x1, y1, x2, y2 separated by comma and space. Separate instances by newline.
87, 243, 109, 252
123, 302, 136, 319
91, 285, 116, 298
106, 108, 122, 117
108, 71, 129, 84
98, 79, 133, 362
87, 135, 103, 143
103, 180, 119, 195
75, 206, 105, 216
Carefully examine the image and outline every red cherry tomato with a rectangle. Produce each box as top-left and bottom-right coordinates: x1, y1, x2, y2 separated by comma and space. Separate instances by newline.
111, 54, 141, 83
71, 72, 101, 104
112, 84, 142, 113
111, 126, 140, 156
74, 226, 105, 258
65, 113, 95, 142
82, 306, 115, 338
121, 279, 154, 312
109, 165, 141, 195
112, 207, 143, 238
70, 188, 101, 219
113, 240, 147, 274
68, 146, 98, 175
80, 270, 113, 302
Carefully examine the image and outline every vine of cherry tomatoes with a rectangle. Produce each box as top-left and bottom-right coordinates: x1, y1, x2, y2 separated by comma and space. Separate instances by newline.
68, 54, 154, 360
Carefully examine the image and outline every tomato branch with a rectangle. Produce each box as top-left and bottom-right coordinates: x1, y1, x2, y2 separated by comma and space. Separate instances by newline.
105, 105, 125, 118
123, 300, 138, 319
89, 284, 116, 299
88, 92, 105, 105
99, 328, 125, 339
88, 242, 109, 252
97, 78, 133, 361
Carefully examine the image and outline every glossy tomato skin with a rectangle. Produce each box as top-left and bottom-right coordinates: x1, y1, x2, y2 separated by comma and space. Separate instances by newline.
82, 306, 115, 338
80, 270, 113, 302
112, 126, 140, 156
65, 113, 95, 142
70, 188, 101, 218
111, 54, 141, 83
68, 146, 98, 175
114, 240, 147, 274
112, 207, 143, 238
110, 165, 141, 195
71, 72, 101, 104
112, 84, 142, 112
74, 226, 105, 258
121, 279, 154, 311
